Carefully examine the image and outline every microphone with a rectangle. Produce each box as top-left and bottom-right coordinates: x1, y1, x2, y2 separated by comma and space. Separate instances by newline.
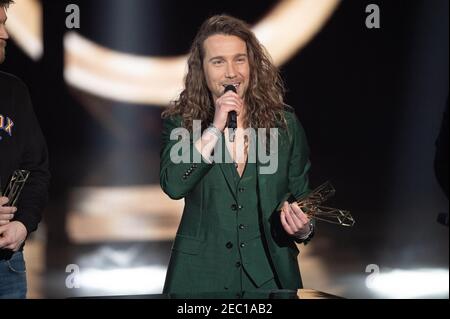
224, 85, 237, 142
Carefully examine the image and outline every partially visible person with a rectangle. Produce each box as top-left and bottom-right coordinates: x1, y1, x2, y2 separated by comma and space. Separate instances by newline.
0, 0, 50, 298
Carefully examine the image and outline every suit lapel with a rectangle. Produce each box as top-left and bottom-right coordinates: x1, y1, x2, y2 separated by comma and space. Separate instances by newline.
219, 137, 237, 200
255, 131, 269, 218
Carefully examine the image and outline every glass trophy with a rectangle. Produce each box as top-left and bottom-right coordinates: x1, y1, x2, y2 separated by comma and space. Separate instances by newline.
295, 181, 355, 227
0, 170, 30, 207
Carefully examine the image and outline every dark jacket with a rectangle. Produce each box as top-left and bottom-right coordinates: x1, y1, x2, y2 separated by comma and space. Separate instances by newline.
0, 71, 50, 257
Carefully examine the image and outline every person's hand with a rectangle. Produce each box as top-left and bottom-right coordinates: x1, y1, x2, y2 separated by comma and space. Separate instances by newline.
280, 201, 311, 238
0, 221, 28, 251
0, 196, 17, 226
212, 90, 244, 131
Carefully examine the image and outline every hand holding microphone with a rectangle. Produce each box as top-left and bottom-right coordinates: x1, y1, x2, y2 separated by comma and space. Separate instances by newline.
224, 85, 237, 142
212, 85, 243, 141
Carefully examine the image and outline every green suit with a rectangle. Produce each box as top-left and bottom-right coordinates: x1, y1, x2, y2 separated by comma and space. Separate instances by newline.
160, 108, 311, 294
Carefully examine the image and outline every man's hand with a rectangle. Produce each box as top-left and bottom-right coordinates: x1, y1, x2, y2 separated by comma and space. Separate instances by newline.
0, 196, 17, 226
213, 90, 244, 131
0, 221, 28, 251
280, 201, 311, 238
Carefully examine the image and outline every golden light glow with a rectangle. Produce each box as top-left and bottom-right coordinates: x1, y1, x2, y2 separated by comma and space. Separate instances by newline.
253, 0, 340, 65
66, 185, 183, 242
64, 32, 187, 106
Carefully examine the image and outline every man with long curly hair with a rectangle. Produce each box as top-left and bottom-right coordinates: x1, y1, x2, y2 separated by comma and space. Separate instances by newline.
160, 15, 313, 296
0, 0, 50, 298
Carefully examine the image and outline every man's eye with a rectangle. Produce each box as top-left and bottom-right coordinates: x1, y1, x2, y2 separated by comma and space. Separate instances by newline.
213, 60, 223, 65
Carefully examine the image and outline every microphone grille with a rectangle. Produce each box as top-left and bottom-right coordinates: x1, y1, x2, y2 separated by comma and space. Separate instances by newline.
224, 85, 237, 93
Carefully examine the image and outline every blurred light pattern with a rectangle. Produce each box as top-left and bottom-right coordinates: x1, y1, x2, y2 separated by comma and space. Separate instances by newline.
64, 31, 187, 106
253, 0, 340, 65
366, 268, 449, 298
67, 186, 183, 242
79, 266, 166, 295
63, 0, 341, 105
74, 246, 167, 295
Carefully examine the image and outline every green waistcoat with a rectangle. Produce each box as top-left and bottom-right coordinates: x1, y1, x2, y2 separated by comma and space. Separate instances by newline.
222, 154, 277, 291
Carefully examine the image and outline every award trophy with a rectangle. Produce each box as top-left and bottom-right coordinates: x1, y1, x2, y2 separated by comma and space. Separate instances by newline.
0, 170, 30, 207
295, 181, 355, 227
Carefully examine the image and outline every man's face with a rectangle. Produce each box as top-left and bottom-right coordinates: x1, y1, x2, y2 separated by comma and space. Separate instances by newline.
202, 34, 250, 101
0, 7, 9, 64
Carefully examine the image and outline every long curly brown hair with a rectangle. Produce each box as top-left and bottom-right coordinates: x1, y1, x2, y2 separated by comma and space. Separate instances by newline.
162, 14, 287, 131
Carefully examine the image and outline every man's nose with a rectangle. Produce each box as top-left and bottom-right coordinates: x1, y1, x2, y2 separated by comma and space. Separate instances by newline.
225, 63, 237, 78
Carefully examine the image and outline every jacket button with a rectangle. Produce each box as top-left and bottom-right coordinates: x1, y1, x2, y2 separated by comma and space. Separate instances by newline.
239, 224, 245, 230
235, 261, 241, 268
238, 205, 243, 210
226, 242, 233, 249
239, 188, 245, 192
240, 243, 245, 248
231, 204, 237, 211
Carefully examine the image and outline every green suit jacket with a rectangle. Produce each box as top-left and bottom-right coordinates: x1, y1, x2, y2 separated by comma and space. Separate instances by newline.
160, 108, 311, 293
